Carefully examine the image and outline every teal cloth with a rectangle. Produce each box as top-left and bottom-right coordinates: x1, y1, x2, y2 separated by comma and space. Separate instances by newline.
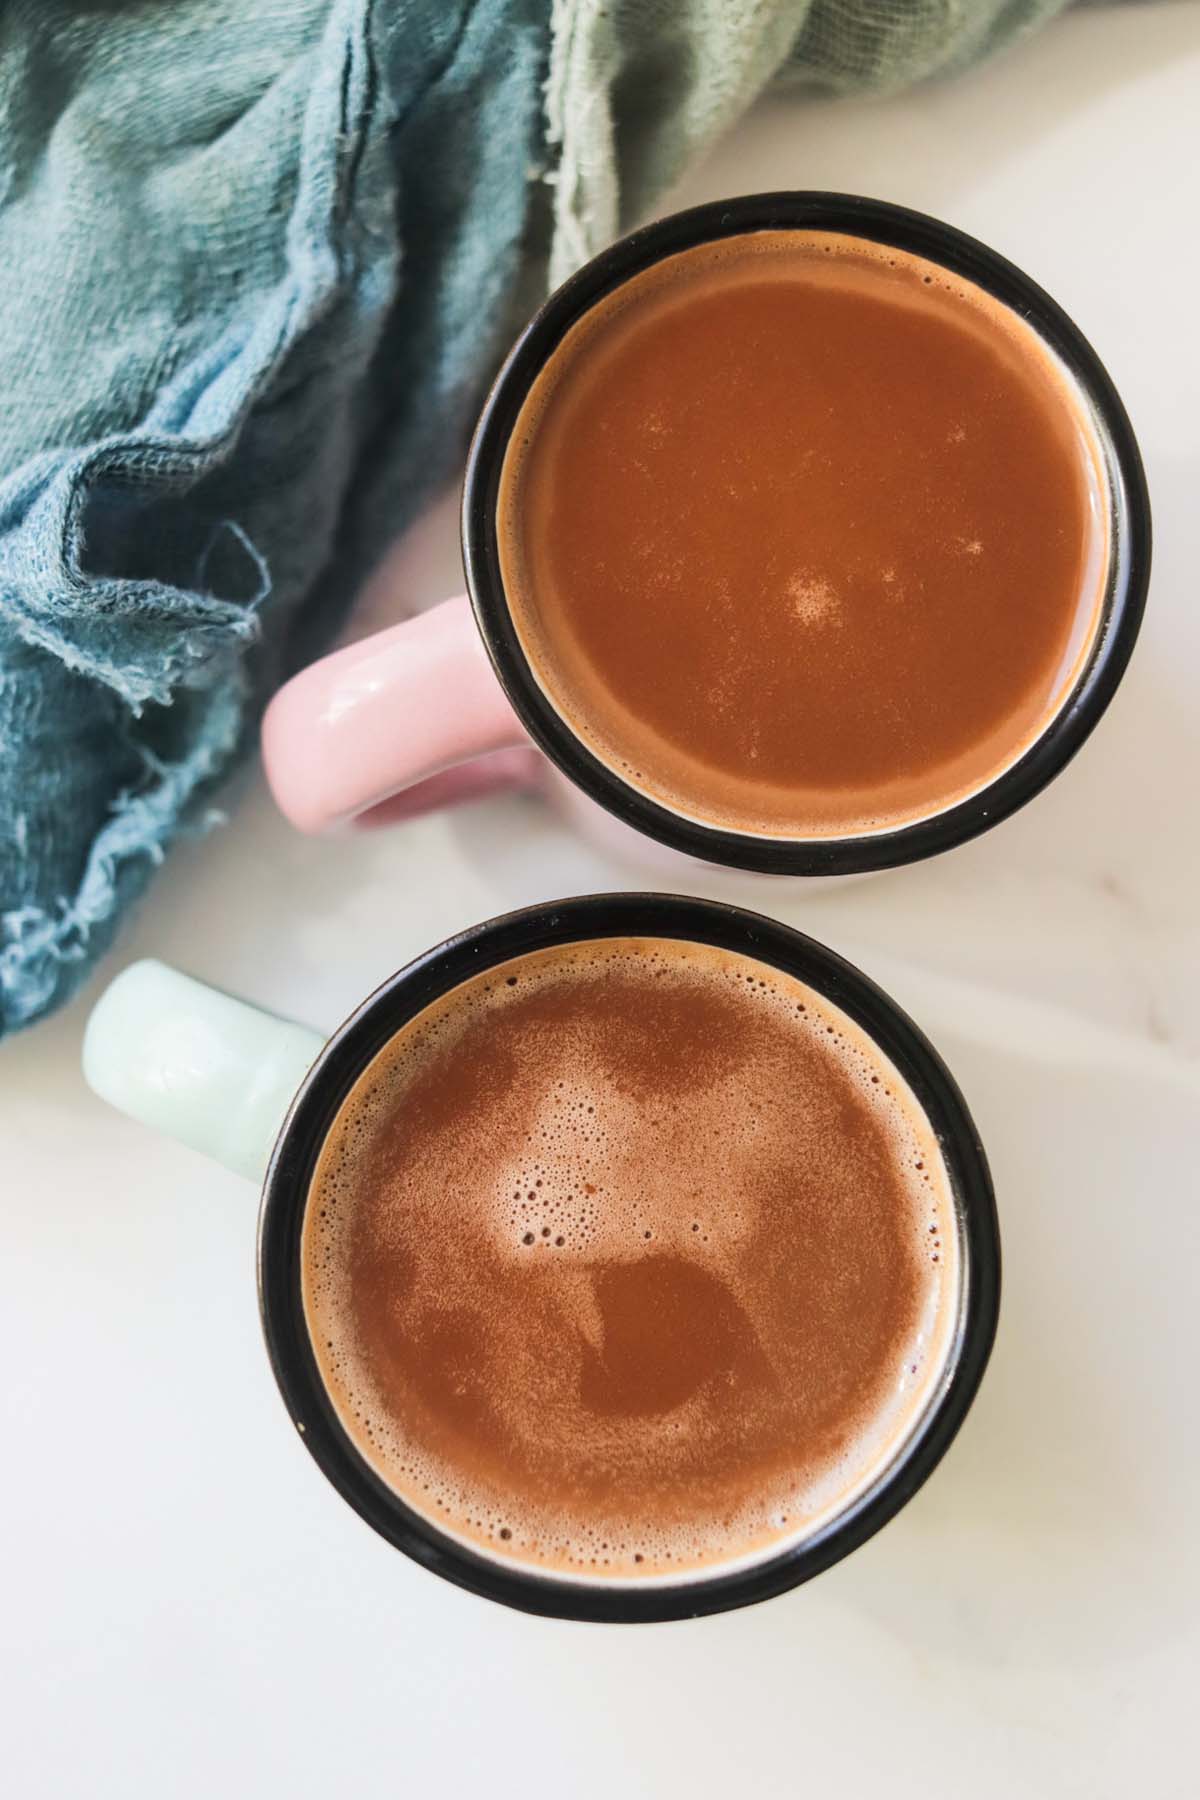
0, 0, 1071, 1035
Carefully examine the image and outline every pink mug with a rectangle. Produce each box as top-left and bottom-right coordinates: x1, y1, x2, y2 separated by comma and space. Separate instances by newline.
262, 193, 1149, 877
260, 592, 687, 871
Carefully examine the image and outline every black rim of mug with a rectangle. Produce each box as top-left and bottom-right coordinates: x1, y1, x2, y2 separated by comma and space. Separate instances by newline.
461, 191, 1151, 875
258, 893, 1000, 1624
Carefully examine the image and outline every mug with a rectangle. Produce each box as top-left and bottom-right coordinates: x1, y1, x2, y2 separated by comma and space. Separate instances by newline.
262, 191, 1150, 877
83, 893, 1000, 1622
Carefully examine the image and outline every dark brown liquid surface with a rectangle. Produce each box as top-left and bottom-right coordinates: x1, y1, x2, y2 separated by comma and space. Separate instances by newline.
499, 231, 1108, 837
303, 939, 956, 1582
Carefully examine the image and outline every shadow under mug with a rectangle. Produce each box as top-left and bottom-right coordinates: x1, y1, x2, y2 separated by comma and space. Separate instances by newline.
83, 893, 1000, 1623
262, 191, 1150, 877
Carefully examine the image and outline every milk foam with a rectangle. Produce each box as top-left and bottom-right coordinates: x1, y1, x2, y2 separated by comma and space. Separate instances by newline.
303, 939, 960, 1585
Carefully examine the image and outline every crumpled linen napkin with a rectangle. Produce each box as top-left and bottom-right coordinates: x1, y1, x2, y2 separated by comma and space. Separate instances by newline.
0, 0, 1070, 1036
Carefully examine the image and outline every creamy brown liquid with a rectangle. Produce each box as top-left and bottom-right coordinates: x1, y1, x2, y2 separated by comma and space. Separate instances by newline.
303, 938, 959, 1584
498, 231, 1109, 838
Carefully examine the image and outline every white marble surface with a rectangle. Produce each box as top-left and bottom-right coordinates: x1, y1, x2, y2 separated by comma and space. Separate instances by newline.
4, 7, 1200, 1796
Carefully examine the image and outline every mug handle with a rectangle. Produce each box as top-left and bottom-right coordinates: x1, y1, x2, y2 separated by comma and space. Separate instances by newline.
83, 961, 325, 1182
261, 594, 538, 834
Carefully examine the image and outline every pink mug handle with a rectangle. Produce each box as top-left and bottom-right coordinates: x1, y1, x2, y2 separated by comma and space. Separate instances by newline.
261, 596, 539, 833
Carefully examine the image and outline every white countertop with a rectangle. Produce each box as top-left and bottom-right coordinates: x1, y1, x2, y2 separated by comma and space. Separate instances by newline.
5, 7, 1199, 1795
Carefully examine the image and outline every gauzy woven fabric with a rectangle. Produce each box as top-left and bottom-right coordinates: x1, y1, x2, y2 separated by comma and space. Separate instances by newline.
0, 0, 1071, 1036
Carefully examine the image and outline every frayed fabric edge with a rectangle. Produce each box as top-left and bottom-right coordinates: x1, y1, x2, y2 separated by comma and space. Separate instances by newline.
0, 681, 246, 1034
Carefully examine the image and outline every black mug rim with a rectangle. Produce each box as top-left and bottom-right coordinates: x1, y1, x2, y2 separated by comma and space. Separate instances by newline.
461, 191, 1151, 875
258, 893, 1001, 1624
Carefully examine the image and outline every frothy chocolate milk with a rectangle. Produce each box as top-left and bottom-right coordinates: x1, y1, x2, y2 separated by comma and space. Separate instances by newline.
303, 938, 959, 1583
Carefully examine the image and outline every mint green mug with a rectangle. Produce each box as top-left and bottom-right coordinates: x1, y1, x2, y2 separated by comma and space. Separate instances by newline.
83, 893, 1000, 1623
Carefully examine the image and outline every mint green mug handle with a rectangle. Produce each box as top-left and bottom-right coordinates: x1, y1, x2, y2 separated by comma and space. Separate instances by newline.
83, 961, 326, 1182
